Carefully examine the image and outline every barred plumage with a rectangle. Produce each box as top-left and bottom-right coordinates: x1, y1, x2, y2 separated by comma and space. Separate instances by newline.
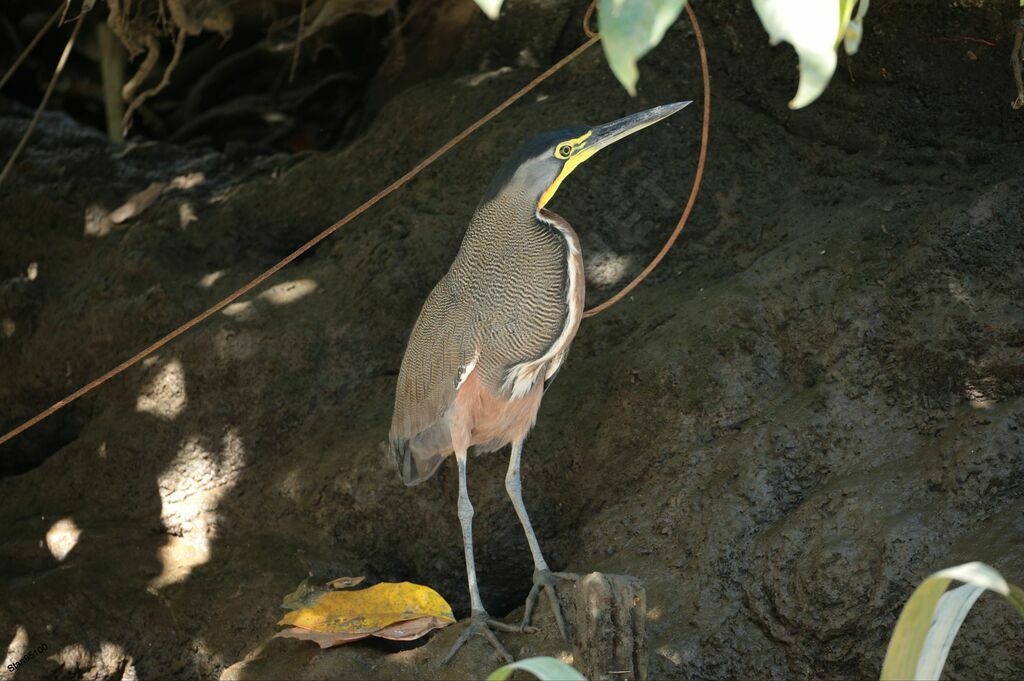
386, 104, 688, 664
390, 182, 584, 485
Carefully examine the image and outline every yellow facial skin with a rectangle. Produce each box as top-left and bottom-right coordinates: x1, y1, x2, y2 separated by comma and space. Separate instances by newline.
539, 130, 594, 209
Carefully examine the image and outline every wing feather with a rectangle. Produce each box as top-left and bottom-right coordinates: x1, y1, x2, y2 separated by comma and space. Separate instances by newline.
389, 276, 474, 484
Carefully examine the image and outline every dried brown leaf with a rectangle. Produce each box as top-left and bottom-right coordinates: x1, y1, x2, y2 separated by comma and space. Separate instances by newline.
273, 615, 453, 649
373, 616, 453, 641
274, 627, 370, 648
326, 575, 366, 590
281, 578, 325, 611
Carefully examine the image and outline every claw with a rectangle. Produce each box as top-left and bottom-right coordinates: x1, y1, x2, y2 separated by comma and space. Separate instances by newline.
441, 610, 516, 665
521, 569, 577, 638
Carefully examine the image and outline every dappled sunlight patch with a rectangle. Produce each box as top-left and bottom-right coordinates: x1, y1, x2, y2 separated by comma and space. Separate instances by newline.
179, 202, 199, 228
2, 625, 29, 679
586, 251, 634, 288
150, 535, 213, 592
170, 173, 205, 190
1, 318, 14, 338
458, 66, 513, 87
108, 182, 168, 224
136, 359, 187, 420
963, 379, 995, 410
84, 205, 116, 237
49, 642, 135, 680
45, 517, 81, 562
84, 173, 206, 237
199, 271, 226, 288
655, 645, 683, 666
151, 429, 246, 590
50, 644, 89, 673
260, 279, 318, 305
222, 301, 257, 320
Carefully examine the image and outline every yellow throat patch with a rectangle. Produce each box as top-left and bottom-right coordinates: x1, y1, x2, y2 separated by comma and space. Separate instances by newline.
539, 130, 594, 208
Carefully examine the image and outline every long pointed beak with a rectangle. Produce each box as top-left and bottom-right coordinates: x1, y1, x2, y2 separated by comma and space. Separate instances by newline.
538, 101, 691, 209
584, 101, 691, 156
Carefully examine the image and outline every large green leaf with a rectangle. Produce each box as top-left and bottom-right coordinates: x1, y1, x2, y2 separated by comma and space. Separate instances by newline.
598, 0, 686, 96
486, 656, 586, 681
880, 562, 1024, 681
751, 0, 842, 108
912, 583, 985, 680
473, 0, 503, 21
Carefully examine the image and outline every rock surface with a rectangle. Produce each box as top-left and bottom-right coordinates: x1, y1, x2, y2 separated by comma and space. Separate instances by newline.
2, 2, 1023, 680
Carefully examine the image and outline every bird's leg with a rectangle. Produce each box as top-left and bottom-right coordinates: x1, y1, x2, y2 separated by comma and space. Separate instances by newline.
442, 448, 518, 665
506, 439, 575, 638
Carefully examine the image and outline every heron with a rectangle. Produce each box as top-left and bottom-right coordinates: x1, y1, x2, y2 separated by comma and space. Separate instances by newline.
388, 101, 690, 662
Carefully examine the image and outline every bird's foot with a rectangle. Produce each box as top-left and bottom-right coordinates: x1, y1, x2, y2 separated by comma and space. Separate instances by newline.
521, 569, 578, 639
441, 609, 527, 665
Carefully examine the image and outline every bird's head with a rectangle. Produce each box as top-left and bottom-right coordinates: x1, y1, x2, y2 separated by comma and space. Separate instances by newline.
479, 101, 691, 212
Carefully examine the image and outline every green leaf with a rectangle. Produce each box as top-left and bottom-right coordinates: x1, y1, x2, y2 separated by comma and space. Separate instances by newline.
838, 0, 858, 45
486, 656, 586, 681
751, 0, 842, 108
913, 584, 984, 680
880, 562, 1020, 681
843, 0, 870, 55
1008, 584, 1024, 619
598, 0, 686, 96
473, 0, 503, 21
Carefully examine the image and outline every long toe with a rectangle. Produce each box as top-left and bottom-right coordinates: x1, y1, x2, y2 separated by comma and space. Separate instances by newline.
441, 611, 514, 665
522, 569, 577, 638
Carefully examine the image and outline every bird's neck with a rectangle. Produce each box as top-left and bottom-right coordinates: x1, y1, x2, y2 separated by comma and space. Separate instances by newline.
468, 192, 551, 241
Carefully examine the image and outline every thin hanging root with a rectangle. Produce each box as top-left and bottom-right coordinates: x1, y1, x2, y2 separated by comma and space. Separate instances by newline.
0, 7, 85, 190
1012, 26, 1024, 110
97, 21, 126, 143
290, 0, 308, 84
121, 26, 187, 136
121, 33, 160, 103
0, 1, 712, 447
0, 2, 66, 92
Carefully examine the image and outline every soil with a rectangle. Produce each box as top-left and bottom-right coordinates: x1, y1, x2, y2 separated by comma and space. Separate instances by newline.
2, 1, 1023, 679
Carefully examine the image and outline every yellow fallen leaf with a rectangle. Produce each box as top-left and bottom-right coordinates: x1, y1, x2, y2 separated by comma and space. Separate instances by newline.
278, 581, 455, 635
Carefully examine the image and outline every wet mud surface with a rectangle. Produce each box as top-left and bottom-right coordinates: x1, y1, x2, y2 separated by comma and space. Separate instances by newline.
2, 1, 1023, 679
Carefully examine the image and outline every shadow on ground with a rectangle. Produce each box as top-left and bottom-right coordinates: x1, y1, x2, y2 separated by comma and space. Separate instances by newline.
1, 1, 1023, 679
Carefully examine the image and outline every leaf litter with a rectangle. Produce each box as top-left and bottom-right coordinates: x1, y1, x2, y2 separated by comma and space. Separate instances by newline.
277, 579, 455, 648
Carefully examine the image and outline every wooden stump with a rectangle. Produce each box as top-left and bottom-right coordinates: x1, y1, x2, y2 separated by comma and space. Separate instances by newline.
565, 572, 647, 681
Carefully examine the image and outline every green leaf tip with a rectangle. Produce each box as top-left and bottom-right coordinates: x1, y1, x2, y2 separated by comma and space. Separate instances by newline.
880, 561, 1024, 681
752, 0, 869, 109
598, 0, 687, 96
473, 0, 503, 21
486, 656, 587, 681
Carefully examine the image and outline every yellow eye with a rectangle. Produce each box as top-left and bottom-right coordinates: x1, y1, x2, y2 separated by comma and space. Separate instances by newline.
556, 144, 573, 159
